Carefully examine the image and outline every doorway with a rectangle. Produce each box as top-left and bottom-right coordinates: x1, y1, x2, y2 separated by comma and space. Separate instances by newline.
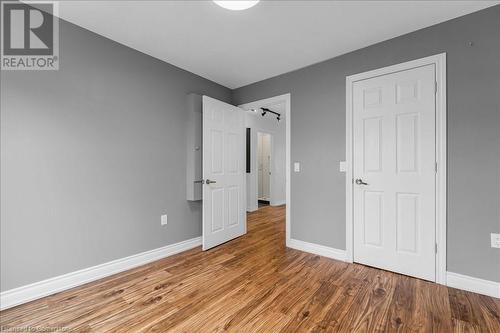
201, 94, 290, 251
239, 94, 291, 243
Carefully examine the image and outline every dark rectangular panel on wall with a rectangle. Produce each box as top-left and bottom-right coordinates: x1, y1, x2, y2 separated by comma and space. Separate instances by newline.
246, 128, 251, 173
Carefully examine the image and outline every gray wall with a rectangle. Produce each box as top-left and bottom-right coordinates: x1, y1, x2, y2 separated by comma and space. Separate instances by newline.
232, 5, 500, 282
0, 19, 231, 291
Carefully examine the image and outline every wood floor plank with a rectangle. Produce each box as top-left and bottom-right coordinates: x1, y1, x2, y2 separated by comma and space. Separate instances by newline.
1, 205, 498, 332
384, 274, 416, 332
474, 294, 500, 332
449, 287, 486, 326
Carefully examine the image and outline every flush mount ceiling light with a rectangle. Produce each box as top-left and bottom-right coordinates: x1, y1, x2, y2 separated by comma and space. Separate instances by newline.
213, 1, 260, 11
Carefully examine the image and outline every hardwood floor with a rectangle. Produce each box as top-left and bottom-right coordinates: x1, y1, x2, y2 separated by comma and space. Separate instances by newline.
1, 205, 499, 332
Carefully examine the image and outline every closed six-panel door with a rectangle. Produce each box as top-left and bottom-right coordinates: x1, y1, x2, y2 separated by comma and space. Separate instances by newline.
202, 96, 246, 250
353, 64, 436, 281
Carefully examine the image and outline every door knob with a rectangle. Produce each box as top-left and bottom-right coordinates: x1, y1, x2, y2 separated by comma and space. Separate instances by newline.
205, 179, 216, 185
355, 178, 368, 185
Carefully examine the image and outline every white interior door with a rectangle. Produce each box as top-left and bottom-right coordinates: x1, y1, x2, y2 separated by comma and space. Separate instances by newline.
202, 96, 246, 250
353, 64, 436, 281
258, 133, 271, 200
258, 134, 264, 199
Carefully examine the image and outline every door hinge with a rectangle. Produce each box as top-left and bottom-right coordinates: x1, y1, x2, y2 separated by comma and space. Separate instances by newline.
435, 162, 438, 173
435, 243, 438, 253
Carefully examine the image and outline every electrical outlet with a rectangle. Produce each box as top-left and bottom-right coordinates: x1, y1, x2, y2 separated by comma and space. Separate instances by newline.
294, 162, 300, 172
161, 214, 168, 226
491, 233, 500, 248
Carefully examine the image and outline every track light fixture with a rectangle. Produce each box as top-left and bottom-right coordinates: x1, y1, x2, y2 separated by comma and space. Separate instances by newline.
260, 107, 281, 122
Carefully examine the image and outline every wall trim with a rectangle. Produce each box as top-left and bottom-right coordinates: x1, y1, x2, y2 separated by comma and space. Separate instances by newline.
270, 200, 286, 207
288, 238, 347, 262
446, 272, 500, 298
345, 53, 447, 285
0, 237, 202, 310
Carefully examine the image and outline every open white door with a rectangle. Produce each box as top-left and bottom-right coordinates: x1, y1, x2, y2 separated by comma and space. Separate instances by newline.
202, 96, 246, 250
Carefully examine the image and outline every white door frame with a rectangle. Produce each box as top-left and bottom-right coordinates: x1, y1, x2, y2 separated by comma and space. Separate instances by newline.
238, 93, 291, 245
345, 53, 447, 285
257, 131, 273, 202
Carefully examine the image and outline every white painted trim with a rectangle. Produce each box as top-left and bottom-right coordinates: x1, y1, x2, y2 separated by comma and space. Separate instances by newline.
345, 78, 353, 264
345, 53, 447, 284
238, 93, 291, 246
270, 200, 286, 207
446, 272, 500, 298
0, 237, 202, 310
288, 238, 347, 262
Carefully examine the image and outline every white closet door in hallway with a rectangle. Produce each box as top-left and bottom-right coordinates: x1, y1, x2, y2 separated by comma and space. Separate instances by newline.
258, 132, 271, 201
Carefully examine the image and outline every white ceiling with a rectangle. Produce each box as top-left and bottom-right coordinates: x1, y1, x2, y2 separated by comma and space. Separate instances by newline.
58, 1, 498, 89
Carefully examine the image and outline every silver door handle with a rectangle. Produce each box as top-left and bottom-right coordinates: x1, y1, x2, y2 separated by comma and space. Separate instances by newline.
355, 178, 368, 185
205, 179, 216, 185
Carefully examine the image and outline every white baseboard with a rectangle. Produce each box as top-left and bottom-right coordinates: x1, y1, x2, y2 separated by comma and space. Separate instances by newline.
287, 238, 347, 262
270, 200, 286, 207
446, 271, 500, 298
0, 237, 202, 310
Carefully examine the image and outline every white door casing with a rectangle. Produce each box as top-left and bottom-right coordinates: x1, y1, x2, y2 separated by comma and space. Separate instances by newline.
350, 62, 440, 282
202, 96, 246, 250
